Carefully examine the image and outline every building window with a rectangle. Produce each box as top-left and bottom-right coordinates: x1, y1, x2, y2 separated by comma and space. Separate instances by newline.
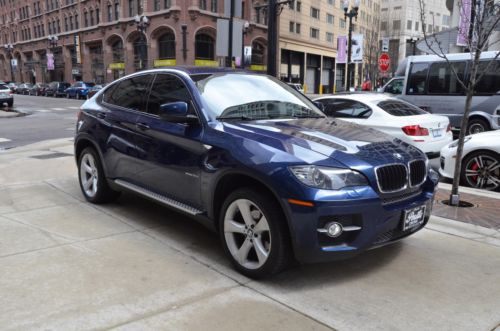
328, 0, 334, 5
415, 21, 419, 31
164, 0, 171, 9
84, 11, 88, 27
251, 41, 265, 65
210, 0, 217, 12
295, 23, 301, 34
326, 32, 334, 43
154, 0, 160, 10
289, 21, 294, 33
108, 5, 112, 21
195, 33, 215, 60
442, 15, 450, 26
381, 21, 387, 30
310, 7, 319, 19
90, 9, 94, 25
64, 17, 68, 31
158, 33, 175, 59
112, 40, 124, 62
75, 14, 79, 29
407, 20, 412, 30
96, 8, 100, 24
393, 20, 401, 30
129, 0, 135, 17
340, 18, 346, 29
114, 2, 120, 20
327, 13, 334, 24
310, 27, 319, 39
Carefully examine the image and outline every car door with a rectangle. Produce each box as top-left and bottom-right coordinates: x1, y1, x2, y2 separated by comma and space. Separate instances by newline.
133, 73, 205, 209
98, 74, 153, 183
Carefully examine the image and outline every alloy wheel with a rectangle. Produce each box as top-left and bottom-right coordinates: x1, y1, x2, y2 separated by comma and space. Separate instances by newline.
79, 153, 99, 198
224, 199, 271, 269
464, 154, 500, 190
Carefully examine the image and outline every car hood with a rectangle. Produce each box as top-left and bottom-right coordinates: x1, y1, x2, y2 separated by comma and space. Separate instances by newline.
217, 118, 424, 168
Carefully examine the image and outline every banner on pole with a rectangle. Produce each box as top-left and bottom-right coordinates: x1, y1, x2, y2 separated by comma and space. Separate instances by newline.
457, 0, 471, 46
337, 36, 347, 64
351, 34, 363, 62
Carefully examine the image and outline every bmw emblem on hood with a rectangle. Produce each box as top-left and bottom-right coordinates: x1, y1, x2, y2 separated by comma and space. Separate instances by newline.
393, 153, 403, 160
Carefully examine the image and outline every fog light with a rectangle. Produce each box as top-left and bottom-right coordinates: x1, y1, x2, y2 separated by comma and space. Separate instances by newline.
326, 222, 343, 237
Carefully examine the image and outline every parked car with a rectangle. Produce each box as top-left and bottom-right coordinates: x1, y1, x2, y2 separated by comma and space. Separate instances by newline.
440, 130, 500, 191
314, 93, 453, 159
16, 83, 33, 95
0, 83, 13, 107
45, 81, 71, 97
65, 81, 95, 99
7, 82, 18, 93
75, 68, 438, 278
86, 84, 105, 99
377, 77, 404, 95
286, 82, 305, 94
28, 83, 48, 96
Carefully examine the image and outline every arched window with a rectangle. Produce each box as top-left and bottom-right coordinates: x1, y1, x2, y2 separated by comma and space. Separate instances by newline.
252, 41, 265, 65
195, 33, 214, 60
112, 39, 124, 62
158, 33, 175, 59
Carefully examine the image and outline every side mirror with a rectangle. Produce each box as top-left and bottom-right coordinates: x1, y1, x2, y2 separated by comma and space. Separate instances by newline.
313, 101, 325, 111
158, 101, 198, 124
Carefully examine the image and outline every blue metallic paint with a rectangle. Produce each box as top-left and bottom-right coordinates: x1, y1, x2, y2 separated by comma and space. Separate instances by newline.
75, 67, 438, 264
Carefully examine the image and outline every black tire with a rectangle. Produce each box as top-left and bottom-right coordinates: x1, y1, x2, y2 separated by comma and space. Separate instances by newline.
77, 147, 121, 203
7, 101, 13, 107
467, 118, 489, 135
460, 150, 500, 191
219, 188, 292, 278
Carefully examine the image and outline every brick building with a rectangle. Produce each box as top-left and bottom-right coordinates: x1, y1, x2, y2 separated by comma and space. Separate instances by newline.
0, 0, 268, 84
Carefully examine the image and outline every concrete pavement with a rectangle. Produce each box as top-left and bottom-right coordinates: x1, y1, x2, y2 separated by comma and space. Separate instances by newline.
0, 138, 499, 331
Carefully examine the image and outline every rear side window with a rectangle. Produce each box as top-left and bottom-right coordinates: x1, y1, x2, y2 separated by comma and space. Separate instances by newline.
377, 100, 427, 116
0, 84, 8, 89
147, 74, 193, 115
475, 60, 500, 95
103, 75, 152, 112
320, 99, 372, 118
428, 61, 466, 94
406, 63, 429, 95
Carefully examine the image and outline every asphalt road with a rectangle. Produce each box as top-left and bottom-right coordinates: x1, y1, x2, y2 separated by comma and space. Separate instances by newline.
0, 94, 84, 150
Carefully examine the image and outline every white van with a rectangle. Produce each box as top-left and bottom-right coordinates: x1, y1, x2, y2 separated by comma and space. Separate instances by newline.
396, 51, 500, 135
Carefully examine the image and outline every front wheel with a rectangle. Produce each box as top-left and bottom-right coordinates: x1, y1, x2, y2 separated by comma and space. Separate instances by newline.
461, 151, 500, 191
78, 147, 120, 203
219, 188, 291, 278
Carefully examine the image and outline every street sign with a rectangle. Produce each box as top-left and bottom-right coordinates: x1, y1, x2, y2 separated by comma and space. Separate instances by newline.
378, 53, 390, 72
382, 37, 389, 52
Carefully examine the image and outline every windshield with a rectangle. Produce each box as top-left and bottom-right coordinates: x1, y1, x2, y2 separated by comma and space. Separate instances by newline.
377, 100, 427, 116
194, 73, 325, 120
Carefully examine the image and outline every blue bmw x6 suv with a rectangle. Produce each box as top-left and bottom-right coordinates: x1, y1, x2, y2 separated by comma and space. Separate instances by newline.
75, 67, 438, 278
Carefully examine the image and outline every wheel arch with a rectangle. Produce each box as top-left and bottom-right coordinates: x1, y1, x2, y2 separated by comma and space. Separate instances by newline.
210, 171, 296, 252
467, 112, 492, 130
462, 148, 500, 162
74, 136, 109, 176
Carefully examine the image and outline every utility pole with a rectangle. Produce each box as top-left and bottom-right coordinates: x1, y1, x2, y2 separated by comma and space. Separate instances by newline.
226, 0, 235, 67
343, 0, 359, 91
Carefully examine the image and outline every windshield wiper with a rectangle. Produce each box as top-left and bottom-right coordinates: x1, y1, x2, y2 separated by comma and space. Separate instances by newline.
289, 114, 325, 119
216, 115, 255, 121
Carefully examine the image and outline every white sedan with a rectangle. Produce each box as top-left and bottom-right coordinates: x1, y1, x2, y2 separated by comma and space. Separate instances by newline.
440, 130, 500, 191
314, 93, 453, 158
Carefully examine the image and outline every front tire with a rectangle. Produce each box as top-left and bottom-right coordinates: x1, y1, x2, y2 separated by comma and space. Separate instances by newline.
78, 147, 120, 203
219, 188, 291, 278
461, 151, 500, 191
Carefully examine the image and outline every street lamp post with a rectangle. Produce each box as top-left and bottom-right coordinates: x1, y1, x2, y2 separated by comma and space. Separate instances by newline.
47, 35, 58, 82
241, 21, 250, 69
343, 0, 359, 91
134, 14, 150, 70
4, 44, 14, 82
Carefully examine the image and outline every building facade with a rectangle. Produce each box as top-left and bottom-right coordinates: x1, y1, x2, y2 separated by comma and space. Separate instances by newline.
379, 0, 451, 76
279, 0, 381, 93
0, 0, 268, 84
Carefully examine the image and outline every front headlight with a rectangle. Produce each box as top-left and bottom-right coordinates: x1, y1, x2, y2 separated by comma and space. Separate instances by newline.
289, 165, 368, 190
449, 137, 471, 148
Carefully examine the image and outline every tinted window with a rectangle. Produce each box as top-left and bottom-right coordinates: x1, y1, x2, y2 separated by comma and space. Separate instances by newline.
0, 84, 8, 89
428, 61, 466, 94
385, 79, 403, 94
147, 74, 192, 115
377, 100, 427, 116
406, 63, 429, 95
475, 60, 500, 95
320, 99, 372, 118
104, 75, 152, 111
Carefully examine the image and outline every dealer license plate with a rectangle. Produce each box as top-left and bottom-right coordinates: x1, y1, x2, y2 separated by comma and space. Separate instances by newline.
402, 205, 426, 231
431, 129, 442, 138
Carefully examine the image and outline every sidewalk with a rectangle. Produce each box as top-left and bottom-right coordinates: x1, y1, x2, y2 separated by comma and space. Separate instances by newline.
1, 139, 499, 331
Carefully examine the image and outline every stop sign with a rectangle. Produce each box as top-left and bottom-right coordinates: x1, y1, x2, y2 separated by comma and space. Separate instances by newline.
379, 53, 390, 72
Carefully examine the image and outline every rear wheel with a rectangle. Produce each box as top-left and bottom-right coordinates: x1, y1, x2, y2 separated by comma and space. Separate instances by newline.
461, 151, 500, 191
78, 147, 120, 203
467, 118, 489, 135
219, 188, 291, 278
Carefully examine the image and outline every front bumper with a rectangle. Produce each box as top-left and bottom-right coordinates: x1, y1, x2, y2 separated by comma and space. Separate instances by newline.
438, 145, 457, 179
282, 179, 437, 264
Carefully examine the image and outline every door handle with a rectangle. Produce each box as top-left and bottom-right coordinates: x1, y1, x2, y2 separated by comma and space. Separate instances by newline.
136, 122, 150, 131
96, 112, 106, 119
